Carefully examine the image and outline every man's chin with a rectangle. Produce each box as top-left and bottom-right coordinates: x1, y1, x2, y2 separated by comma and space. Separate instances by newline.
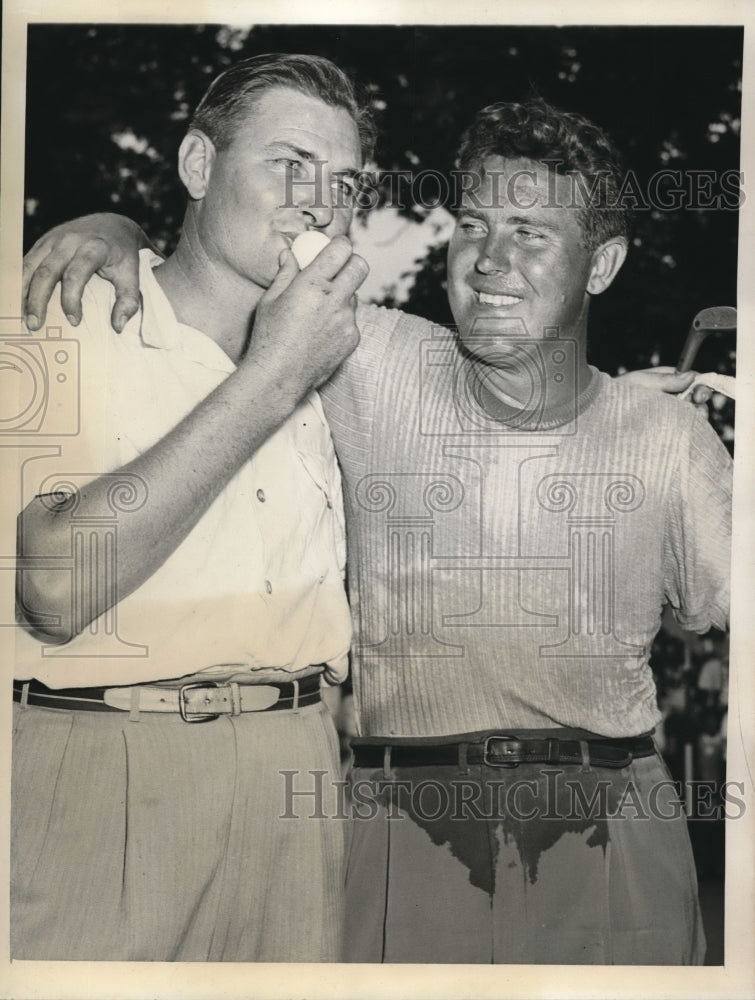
457, 329, 542, 365
237, 264, 275, 293
455, 310, 550, 351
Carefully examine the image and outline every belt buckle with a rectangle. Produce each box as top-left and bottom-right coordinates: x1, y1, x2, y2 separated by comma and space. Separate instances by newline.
483, 735, 521, 767
179, 682, 221, 723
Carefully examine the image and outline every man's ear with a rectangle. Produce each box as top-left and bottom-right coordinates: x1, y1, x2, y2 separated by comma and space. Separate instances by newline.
587, 237, 628, 296
177, 129, 216, 200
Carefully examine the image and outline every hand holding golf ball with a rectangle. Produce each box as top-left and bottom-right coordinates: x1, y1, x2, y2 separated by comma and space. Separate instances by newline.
251, 232, 366, 393
291, 231, 331, 268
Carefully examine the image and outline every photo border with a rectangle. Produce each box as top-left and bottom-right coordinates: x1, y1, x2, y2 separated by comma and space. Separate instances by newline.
1, 2, 752, 997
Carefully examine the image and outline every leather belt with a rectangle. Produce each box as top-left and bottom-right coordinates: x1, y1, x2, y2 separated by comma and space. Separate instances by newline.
13, 674, 321, 722
351, 733, 655, 770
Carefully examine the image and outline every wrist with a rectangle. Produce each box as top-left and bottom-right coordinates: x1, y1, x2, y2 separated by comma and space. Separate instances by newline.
240, 341, 317, 407
232, 351, 313, 424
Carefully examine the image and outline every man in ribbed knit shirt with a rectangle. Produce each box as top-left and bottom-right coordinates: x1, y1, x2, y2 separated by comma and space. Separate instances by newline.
20, 96, 731, 964
326, 100, 730, 964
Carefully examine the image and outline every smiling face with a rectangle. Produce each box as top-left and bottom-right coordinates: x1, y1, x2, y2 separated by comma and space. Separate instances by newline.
447, 156, 603, 363
186, 86, 362, 299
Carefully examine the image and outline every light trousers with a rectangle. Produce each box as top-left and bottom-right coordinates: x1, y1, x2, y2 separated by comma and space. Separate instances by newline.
12, 700, 344, 961
343, 752, 705, 964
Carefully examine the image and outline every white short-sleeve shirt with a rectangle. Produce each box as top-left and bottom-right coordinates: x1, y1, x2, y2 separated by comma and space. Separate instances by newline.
15, 251, 351, 688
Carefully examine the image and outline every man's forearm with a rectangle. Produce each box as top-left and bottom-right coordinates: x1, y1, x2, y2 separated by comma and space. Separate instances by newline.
17, 361, 310, 642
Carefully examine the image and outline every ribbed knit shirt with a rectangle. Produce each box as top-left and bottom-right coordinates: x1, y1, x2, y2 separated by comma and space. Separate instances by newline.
322, 304, 731, 738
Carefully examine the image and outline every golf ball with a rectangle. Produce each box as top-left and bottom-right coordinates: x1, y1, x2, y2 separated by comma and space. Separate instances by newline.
291, 231, 331, 268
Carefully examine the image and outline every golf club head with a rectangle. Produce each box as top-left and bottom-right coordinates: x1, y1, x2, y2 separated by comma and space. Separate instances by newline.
676, 306, 737, 372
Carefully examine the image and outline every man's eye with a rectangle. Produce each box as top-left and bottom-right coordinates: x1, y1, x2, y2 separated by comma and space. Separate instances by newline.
518, 228, 544, 242
457, 220, 486, 236
276, 158, 303, 170
331, 177, 355, 202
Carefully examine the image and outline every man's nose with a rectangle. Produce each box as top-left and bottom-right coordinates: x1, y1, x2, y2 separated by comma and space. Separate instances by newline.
476, 233, 513, 274
295, 162, 335, 229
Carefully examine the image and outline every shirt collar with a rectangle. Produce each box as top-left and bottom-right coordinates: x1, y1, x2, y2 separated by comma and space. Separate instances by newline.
128, 249, 236, 374
475, 364, 602, 431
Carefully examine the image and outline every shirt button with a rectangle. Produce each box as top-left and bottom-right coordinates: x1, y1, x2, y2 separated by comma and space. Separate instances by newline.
265, 580, 273, 594
256, 489, 266, 502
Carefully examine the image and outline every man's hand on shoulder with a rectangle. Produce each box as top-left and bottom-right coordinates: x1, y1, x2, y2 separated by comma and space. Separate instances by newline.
23, 214, 154, 334
618, 366, 713, 408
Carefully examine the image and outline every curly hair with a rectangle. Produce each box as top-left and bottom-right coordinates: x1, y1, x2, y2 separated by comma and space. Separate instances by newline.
190, 53, 377, 164
455, 99, 631, 250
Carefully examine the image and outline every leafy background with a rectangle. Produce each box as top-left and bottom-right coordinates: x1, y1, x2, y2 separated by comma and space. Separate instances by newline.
25, 23, 741, 448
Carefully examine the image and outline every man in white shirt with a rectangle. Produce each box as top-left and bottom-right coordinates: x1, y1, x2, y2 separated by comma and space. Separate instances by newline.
13, 53, 370, 961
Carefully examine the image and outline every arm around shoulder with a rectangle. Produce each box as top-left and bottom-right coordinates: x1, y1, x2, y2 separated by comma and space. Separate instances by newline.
23, 214, 154, 333
663, 408, 732, 633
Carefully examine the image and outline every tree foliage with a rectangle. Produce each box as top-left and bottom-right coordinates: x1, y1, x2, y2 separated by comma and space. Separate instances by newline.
25, 23, 741, 440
